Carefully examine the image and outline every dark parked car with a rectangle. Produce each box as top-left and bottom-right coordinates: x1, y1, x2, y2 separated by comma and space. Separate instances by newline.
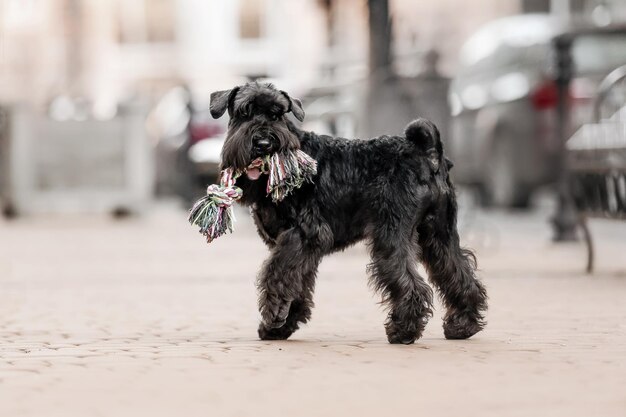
150, 86, 225, 205
448, 14, 626, 207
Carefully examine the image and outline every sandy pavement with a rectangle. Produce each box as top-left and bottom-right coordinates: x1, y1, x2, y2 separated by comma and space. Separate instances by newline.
1, 202, 625, 417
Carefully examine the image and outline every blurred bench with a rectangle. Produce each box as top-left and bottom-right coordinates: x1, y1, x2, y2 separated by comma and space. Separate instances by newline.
568, 65, 626, 272
0, 103, 154, 216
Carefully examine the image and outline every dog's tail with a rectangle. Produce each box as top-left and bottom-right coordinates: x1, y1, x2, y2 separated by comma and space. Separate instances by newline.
404, 118, 441, 154
405, 118, 453, 173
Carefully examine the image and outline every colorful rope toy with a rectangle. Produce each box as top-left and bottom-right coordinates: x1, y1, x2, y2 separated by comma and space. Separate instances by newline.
188, 149, 317, 243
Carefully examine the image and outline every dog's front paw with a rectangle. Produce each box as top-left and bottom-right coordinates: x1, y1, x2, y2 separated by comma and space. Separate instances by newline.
258, 322, 296, 340
385, 313, 427, 345
261, 298, 292, 329
443, 311, 485, 340
386, 327, 417, 345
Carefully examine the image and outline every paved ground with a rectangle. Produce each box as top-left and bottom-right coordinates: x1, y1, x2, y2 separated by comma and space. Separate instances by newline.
1, 199, 625, 417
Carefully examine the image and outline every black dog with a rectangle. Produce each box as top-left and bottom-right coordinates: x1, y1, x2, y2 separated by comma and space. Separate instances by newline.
210, 82, 487, 344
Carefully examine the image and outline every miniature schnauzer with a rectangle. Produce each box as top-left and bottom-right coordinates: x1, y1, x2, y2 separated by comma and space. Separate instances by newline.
210, 82, 487, 344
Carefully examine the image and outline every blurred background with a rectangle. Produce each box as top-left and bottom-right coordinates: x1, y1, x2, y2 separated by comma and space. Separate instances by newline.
1, 0, 625, 217
2, 2, 626, 415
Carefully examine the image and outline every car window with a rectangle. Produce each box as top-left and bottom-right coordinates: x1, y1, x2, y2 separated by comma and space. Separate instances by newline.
460, 15, 558, 68
460, 24, 502, 68
572, 34, 626, 73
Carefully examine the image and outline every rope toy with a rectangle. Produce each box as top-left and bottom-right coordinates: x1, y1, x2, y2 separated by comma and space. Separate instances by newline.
189, 149, 317, 243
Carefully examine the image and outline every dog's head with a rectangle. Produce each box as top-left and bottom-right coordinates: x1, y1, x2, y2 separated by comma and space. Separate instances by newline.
210, 82, 304, 172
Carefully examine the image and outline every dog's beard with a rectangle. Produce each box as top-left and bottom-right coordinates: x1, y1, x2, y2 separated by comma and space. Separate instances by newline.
220, 120, 300, 177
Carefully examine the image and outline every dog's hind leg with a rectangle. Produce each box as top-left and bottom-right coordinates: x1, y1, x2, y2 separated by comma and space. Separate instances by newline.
368, 228, 434, 345
257, 228, 321, 340
417, 200, 488, 340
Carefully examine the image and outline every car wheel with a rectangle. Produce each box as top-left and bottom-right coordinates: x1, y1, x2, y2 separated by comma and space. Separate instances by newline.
483, 139, 531, 208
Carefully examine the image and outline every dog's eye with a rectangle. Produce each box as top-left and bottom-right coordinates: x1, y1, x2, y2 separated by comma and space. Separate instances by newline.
268, 113, 279, 121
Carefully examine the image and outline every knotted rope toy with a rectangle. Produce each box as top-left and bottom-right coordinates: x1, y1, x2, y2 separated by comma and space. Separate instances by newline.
188, 149, 317, 243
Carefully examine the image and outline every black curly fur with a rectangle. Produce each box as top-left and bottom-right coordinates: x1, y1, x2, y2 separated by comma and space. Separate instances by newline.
211, 82, 488, 344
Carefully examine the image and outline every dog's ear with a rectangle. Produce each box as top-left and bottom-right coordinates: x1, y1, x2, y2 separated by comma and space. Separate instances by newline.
280, 91, 305, 122
210, 87, 239, 119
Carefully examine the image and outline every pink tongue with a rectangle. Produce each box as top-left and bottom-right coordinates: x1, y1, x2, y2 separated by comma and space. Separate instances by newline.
246, 168, 262, 180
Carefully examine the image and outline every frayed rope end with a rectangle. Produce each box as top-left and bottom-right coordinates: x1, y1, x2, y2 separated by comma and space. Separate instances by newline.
267, 150, 317, 202
188, 181, 242, 243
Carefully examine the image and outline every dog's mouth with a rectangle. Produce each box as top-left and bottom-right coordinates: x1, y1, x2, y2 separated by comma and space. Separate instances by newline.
246, 167, 262, 181
244, 157, 267, 181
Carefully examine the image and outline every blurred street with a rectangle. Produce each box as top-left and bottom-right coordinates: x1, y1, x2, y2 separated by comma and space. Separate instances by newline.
1, 198, 625, 417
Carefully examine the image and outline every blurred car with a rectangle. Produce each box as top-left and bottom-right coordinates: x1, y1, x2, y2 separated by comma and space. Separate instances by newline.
187, 113, 226, 185
150, 86, 225, 205
448, 14, 626, 207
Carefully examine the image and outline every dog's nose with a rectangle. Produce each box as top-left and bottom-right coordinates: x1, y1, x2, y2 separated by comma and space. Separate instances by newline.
253, 138, 272, 154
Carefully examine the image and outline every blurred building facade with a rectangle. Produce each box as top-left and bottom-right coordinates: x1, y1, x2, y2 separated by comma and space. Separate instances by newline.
0, 0, 327, 109
0, 0, 625, 108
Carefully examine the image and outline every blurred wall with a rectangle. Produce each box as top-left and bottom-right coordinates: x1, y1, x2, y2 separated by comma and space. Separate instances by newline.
0, 0, 328, 108
2, 0, 625, 109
